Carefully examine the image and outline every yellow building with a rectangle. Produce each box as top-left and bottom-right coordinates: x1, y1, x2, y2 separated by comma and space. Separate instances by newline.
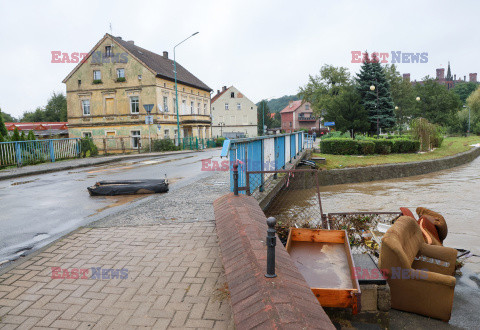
63, 33, 212, 149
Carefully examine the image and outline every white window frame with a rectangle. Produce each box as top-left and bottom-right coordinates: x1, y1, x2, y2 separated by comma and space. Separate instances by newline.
203, 104, 207, 115
130, 96, 139, 114
225, 103, 229, 110
237, 103, 241, 110
190, 101, 194, 114
82, 131, 92, 138
197, 102, 200, 114
105, 46, 112, 57
116, 68, 125, 78
163, 96, 168, 112
131, 130, 141, 148
81, 99, 90, 116
164, 129, 170, 139
93, 70, 101, 80
182, 100, 186, 115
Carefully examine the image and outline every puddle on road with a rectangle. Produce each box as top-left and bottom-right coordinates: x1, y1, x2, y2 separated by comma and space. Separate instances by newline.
89, 195, 148, 216
11, 179, 38, 186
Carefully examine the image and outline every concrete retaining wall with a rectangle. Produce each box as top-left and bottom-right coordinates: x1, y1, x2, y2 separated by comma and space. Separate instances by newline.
317, 146, 480, 186
213, 194, 334, 329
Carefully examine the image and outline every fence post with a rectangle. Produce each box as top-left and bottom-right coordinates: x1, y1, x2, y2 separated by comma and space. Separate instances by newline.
265, 217, 277, 278
14, 142, 21, 167
76, 139, 80, 158
233, 162, 239, 196
49, 140, 55, 163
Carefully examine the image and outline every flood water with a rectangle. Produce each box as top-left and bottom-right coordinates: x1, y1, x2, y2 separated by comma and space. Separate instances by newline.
319, 156, 480, 255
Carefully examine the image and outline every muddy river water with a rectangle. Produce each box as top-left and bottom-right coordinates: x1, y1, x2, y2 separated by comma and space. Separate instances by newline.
318, 156, 480, 255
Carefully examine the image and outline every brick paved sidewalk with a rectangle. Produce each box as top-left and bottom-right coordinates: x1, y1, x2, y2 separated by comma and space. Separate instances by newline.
0, 222, 233, 329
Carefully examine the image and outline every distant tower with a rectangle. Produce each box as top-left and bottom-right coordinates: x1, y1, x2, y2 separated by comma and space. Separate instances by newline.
445, 62, 454, 89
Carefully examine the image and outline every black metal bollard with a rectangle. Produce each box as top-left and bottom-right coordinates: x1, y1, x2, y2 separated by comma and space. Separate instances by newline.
233, 163, 239, 196
265, 217, 277, 278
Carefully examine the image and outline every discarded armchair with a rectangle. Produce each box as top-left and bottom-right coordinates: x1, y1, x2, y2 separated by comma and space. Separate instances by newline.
379, 216, 457, 321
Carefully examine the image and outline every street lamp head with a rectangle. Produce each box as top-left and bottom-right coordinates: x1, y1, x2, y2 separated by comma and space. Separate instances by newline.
370, 85, 375, 91
416, 97, 421, 102
395, 106, 399, 110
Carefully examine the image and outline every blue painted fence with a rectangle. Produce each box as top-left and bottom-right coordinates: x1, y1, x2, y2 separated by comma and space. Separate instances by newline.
225, 132, 304, 194
0, 138, 81, 167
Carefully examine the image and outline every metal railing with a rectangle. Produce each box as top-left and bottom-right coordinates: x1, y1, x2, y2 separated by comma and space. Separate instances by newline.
0, 138, 81, 167
226, 132, 304, 193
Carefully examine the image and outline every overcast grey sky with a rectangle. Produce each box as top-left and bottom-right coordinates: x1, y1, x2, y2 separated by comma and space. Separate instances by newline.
0, 0, 478, 118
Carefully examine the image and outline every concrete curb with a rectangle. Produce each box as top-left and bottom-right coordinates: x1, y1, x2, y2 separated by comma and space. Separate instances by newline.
317, 146, 480, 186
0, 148, 221, 181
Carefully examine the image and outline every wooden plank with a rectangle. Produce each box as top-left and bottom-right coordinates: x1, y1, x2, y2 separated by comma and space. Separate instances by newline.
289, 228, 345, 244
285, 228, 293, 253
311, 288, 357, 308
343, 231, 361, 292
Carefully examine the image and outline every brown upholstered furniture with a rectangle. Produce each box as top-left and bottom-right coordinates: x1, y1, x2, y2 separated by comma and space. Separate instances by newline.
416, 207, 448, 242
379, 216, 457, 321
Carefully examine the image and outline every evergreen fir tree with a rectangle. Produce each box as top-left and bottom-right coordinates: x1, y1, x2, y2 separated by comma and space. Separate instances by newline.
356, 52, 395, 134
27, 130, 36, 140
12, 127, 20, 141
0, 109, 7, 138
20, 131, 27, 141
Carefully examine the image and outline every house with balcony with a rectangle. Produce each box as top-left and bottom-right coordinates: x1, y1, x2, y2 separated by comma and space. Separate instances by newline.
211, 86, 257, 138
63, 33, 212, 148
280, 100, 318, 133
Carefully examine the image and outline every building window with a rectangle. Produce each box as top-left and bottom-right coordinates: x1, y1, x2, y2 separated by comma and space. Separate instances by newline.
163, 96, 168, 112
116, 68, 125, 78
82, 132, 92, 138
93, 70, 101, 80
289, 122, 292, 127
173, 98, 177, 112
164, 129, 170, 138
231, 92, 234, 98
305, 104, 310, 110
81, 100, 90, 115
197, 103, 200, 114
131, 130, 141, 148
130, 96, 139, 114
237, 103, 241, 110
190, 101, 194, 114
225, 103, 229, 110
138, 75, 142, 80
204, 104, 207, 114
182, 100, 186, 114
105, 46, 112, 57
78, 80, 81, 86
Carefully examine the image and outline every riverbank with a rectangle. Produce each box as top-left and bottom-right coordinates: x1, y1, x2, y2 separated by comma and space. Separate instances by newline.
315, 136, 480, 170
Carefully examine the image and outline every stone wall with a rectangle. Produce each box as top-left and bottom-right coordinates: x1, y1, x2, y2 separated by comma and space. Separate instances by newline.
317, 146, 480, 186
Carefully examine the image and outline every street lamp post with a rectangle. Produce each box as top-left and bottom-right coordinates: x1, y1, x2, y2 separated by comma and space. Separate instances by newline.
218, 122, 225, 136
370, 81, 380, 137
395, 105, 402, 135
174, 32, 199, 146
262, 101, 265, 136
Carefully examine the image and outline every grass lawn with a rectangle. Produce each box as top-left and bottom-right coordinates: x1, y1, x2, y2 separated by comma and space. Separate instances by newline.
313, 136, 480, 170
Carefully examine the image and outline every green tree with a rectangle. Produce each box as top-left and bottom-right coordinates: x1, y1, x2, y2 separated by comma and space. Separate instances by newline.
20, 131, 27, 141
21, 107, 45, 122
44, 92, 67, 122
298, 64, 351, 116
453, 82, 478, 104
1, 110, 17, 123
466, 85, 480, 118
259, 95, 300, 113
11, 127, 20, 141
413, 77, 461, 126
27, 130, 36, 140
356, 52, 395, 134
257, 100, 274, 135
325, 87, 369, 138
0, 108, 8, 137
384, 64, 416, 131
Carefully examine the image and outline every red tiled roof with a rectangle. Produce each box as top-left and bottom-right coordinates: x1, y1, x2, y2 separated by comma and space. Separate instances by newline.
5, 122, 68, 131
211, 87, 230, 103
269, 113, 275, 119
280, 100, 303, 113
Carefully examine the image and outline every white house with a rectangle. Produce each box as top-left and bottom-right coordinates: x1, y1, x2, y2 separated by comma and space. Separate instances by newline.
211, 86, 258, 138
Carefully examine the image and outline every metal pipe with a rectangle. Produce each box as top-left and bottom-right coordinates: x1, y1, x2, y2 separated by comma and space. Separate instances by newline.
233, 162, 239, 196
265, 217, 277, 278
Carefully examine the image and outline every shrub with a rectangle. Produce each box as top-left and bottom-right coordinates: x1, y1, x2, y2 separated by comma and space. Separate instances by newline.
473, 122, 480, 135
92, 79, 102, 84
215, 137, 226, 147
80, 137, 98, 157
357, 140, 375, 154
372, 139, 393, 154
410, 118, 444, 151
320, 138, 358, 155
322, 131, 350, 139
27, 130, 36, 140
116, 77, 126, 82
151, 138, 180, 152
391, 139, 420, 153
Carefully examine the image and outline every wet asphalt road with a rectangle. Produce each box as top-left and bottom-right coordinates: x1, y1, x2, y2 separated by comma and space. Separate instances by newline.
0, 149, 222, 264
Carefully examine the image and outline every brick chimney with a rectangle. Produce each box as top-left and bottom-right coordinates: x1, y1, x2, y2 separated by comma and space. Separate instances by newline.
222, 86, 227, 92
163, 51, 168, 59
403, 73, 410, 82
217, 90, 220, 95
470, 73, 477, 82
436, 68, 445, 81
